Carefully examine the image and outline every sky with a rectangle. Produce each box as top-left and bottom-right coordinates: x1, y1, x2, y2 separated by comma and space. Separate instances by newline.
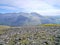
0, 0, 60, 16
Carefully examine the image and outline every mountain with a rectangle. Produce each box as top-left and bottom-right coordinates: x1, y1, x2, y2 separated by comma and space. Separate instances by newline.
47, 16, 60, 24
0, 12, 60, 26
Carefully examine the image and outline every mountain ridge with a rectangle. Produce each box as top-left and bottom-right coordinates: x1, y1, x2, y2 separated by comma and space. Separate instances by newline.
0, 12, 60, 26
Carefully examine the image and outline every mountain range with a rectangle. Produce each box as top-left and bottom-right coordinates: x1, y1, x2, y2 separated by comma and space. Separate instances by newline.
0, 12, 60, 26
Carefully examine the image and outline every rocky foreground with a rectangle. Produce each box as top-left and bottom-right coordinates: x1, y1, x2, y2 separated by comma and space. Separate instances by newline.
0, 25, 60, 45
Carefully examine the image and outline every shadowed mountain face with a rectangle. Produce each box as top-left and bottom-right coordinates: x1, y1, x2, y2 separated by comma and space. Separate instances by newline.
0, 12, 60, 26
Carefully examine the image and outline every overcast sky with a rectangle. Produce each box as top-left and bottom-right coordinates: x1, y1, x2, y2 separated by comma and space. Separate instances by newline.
0, 0, 60, 16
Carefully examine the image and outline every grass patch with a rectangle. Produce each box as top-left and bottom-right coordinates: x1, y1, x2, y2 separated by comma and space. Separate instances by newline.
0, 25, 10, 34
41, 24, 60, 26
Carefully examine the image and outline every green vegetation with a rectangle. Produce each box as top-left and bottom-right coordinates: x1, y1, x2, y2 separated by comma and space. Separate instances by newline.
41, 24, 60, 26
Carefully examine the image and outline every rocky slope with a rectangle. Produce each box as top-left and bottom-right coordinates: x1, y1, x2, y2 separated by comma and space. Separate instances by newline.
0, 25, 60, 45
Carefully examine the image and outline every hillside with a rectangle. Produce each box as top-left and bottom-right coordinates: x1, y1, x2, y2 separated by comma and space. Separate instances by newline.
0, 12, 60, 26
0, 25, 60, 45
